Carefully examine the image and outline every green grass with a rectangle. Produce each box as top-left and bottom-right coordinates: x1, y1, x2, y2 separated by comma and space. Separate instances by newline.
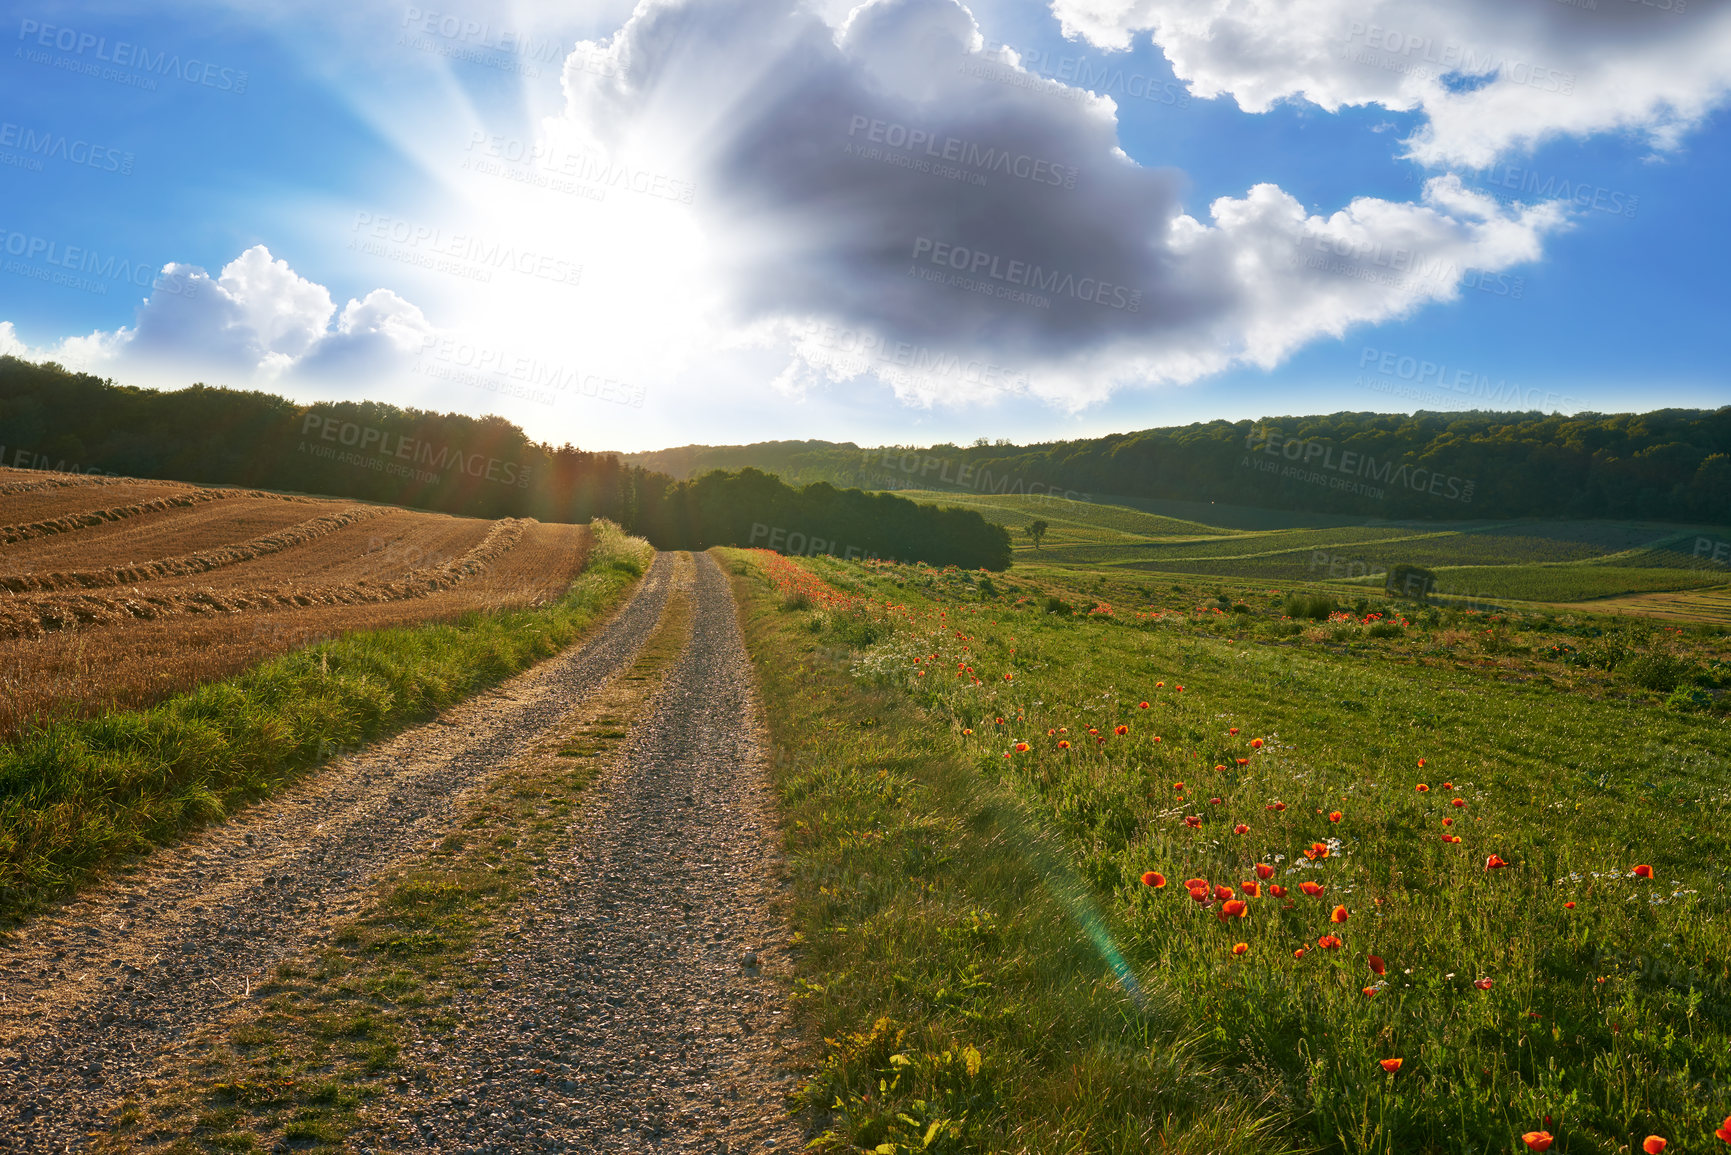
745, 549, 1731, 1153
879, 489, 1731, 604
730, 549, 1279, 1154
0, 521, 654, 927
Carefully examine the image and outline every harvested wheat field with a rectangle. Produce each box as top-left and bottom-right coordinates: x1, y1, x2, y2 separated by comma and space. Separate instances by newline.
0, 468, 591, 736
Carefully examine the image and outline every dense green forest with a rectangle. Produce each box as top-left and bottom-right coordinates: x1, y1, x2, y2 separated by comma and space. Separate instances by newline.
0, 358, 1011, 569
629, 409, 1731, 523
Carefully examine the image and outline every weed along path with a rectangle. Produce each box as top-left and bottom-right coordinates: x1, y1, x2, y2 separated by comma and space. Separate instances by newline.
0, 550, 803, 1152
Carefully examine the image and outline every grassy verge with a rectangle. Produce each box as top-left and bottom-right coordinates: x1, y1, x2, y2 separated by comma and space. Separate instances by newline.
0, 521, 654, 927
741, 547, 1731, 1153
724, 547, 1280, 1154
93, 553, 695, 1154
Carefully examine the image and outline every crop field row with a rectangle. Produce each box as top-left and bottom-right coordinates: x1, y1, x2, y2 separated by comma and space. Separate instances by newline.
0, 505, 386, 593
739, 549, 1731, 1153
0, 470, 594, 735
0, 485, 246, 546
0, 469, 145, 499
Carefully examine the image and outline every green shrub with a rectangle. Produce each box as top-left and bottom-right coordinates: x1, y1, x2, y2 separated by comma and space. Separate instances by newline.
1284, 593, 1335, 620
1664, 685, 1714, 712
1044, 597, 1074, 616
1627, 653, 1690, 693
1366, 622, 1404, 639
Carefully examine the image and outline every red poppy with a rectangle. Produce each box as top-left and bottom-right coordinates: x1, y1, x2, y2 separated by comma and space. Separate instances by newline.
1368, 955, 1386, 975
1485, 855, 1509, 871
1236, 757, 1249, 765
1714, 1115, 1731, 1143
1330, 905, 1349, 924
1304, 842, 1330, 861
1362, 987, 1378, 997
1057, 740, 1071, 749
1473, 978, 1493, 990
1184, 815, 1202, 828
995, 717, 1005, 725
1292, 948, 1306, 958
1233, 824, 1250, 835
1211, 797, 1223, 805
1222, 899, 1247, 918
1250, 738, 1264, 749
1563, 901, 1576, 909
1138, 701, 1150, 709
1231, 942, 1248, 955
1417, 784, 1430, 793
1114, 724, 1128, 736
1329, 811, 1342, 823
1189, 887, 1210, 904
1452, 798, 1465, 808
962, 728, 973, 736
1213, 884, 1235, 902
1153, 736, 1163, 743
1173, 781, 1185, 790
1003, 673, 1013, 681
1176, 685, 1185, 692
1229, 727, 1240, 735
1522, 1133, 1554, 1152
1300, 881, 1325, 897
1184, 877, 1207, 890
1155, 681, 1165, 688
1240, 882, 1261, 898
1269, 885, 1288, 898
1087, 728, 1099, 736
1418, 758, 1426, 768
1014, 742, 1030, 753
1441, 781, 1453, 789
1141, 871, 1166, 888
1443, 834, 1462, 843
1378, 1057, 1401, 1072
1318, 934, 1342, 949
1442, 817, 1454, 827
1255, 863, 1275, 880
1634, 864, 1653, 879
1273, 801, 1287, 812
1643, 1138, 1667, 1154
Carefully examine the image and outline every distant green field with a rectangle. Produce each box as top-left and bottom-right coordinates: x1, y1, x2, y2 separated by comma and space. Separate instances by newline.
882, 485, 1731, 608
898, 489, 1228, 538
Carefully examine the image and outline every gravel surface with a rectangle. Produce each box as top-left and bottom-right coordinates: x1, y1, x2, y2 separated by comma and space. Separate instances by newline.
0, 553, 677, 1152
354, 550, 801, 1154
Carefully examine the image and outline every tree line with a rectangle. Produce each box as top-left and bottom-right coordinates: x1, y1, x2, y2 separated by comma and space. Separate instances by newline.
627, 410, 1731, 523
0, 358, 1011, 569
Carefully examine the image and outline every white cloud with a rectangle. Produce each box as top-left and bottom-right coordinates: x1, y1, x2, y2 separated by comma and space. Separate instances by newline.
555, 0, 1569, 409
1048, 0, 1731, 168
6, 245, 434, 388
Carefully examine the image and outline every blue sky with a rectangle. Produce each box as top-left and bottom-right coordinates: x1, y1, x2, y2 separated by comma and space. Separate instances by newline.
2, 0, 1727, 451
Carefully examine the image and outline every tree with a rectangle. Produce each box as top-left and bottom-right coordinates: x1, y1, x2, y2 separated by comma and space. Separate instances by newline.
1027, 520, 1049, 549
1386, 564, 1438, 601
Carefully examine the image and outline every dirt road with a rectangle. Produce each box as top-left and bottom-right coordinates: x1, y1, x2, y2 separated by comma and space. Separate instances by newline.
0, 552, 801, 1153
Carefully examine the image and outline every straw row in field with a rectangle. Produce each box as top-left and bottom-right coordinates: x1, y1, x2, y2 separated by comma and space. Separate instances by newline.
0, 521, 592, 737
0, 469, 139, 498
0, 517, 531, 641
0, 506, 385, 593
0, 487, 241, 546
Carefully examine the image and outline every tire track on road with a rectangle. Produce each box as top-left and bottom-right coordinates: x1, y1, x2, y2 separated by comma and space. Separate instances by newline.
373, 551, 802, 1153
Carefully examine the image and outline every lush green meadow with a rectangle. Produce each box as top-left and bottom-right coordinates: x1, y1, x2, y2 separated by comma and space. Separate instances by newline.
738, 547, 1731, 1153
888, 489, 1731, 610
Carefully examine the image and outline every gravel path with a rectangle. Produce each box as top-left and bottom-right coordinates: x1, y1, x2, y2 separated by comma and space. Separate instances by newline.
0, 553, 678, 1151
365, 550, 802, 1153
